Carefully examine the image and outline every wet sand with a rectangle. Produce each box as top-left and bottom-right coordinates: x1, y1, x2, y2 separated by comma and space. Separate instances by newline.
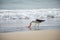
0, 30, 60, 40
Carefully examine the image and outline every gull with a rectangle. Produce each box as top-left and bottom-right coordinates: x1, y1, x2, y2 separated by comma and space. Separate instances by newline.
28, 19, 45, 30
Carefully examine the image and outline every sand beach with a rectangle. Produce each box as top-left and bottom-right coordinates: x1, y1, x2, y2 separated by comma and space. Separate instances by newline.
0, 30, 60, 40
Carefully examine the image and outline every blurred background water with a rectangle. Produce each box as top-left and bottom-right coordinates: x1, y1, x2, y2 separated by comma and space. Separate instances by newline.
0, 0, 60, 9
0, 0, 60, 33
0, 9, 60, 33
0, 16, 60, 33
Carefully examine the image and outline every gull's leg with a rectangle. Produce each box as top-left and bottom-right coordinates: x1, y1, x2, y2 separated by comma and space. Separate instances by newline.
34, 23, 37, 30
37, 23, 40, 30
